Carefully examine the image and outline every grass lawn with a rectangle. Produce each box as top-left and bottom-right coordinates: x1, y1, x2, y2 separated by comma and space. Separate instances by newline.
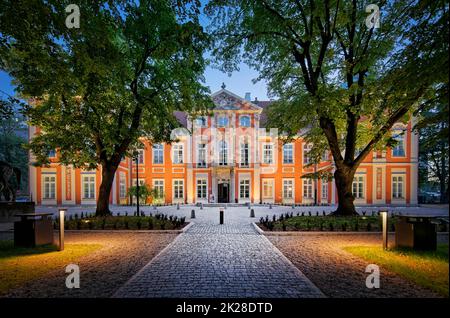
344, 244, 449, 297
0, 241, 102, 295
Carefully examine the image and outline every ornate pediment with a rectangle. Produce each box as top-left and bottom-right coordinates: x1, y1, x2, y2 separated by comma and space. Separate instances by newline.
211, 88, 262, 112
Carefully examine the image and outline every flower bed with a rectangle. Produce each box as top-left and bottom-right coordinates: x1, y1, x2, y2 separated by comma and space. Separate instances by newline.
55, 213, 186, 230
257, 212, 448, 232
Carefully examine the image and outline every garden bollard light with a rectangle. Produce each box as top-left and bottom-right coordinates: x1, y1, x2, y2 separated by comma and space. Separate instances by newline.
220, 208, 224, 224
191, 209, 196, 219
269, 204, 272, 209
250, 209, 255, 218
177, 203, 180, 210
380, 211, 388, 249
200, 203, 203, 210
58, 209, 66, 251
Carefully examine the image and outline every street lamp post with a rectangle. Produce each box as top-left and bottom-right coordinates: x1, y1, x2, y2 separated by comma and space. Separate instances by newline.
314, 163, 318, 206
135, 154, 140, 216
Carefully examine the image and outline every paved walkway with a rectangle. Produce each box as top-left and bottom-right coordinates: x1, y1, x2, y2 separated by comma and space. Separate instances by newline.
113, 218, 324, 298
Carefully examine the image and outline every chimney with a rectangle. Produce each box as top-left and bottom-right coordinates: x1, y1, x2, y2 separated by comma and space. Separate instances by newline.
244, 92, 251, 101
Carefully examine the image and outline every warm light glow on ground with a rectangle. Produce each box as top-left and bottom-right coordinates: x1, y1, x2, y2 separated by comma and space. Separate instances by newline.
0, 241, 102, 294
344, 245, 449, 297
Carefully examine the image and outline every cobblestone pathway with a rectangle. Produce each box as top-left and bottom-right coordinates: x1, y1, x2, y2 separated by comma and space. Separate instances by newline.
114, 220, 324, 298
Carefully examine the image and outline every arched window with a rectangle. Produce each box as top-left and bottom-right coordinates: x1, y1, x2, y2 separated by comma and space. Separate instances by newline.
239, 115, 251, 127
219, 140, 228, 165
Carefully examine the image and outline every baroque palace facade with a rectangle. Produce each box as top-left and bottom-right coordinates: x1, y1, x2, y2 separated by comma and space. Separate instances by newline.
29, 87, 419, 206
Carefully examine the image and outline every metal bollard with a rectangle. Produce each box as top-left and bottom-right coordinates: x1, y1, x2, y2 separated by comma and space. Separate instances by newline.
250, 209, 255, 218
269, 204, 272, 209
220, 209, 224, 224
177, 203, 180, 210
200, 203, 203, 210
191, 209, 196, 219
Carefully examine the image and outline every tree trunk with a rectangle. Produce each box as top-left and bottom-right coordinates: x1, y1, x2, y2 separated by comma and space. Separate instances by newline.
332, 167, 358, 216
96, 162, 118, 216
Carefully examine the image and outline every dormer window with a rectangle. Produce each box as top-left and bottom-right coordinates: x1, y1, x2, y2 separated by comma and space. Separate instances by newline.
239, 115, 251, 127
217, 115, 229, 127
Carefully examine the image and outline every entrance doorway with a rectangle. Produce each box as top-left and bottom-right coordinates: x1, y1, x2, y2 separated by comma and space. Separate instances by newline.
218, 183, 229, 203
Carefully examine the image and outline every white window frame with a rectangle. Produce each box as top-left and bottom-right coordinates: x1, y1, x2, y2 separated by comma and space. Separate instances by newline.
197, 143, 207, 167
119, 172, 127, 199
173, 179, 184, 200
352, 175, 365, 199
283, 179, 294, 199
392, 130, 406, 157
303, 144, 312, 164
48, 149, 56, 158
42, 174, 56, 200
137, 149, 145, 164
303, 178, 313, 198
152, 179, 165, 199
239, 179, 250, 199
283, 143, 294, 164
240, 142, 249, 167
82, 174, 96, 200
262, 179, 274, 199
172, 143, 184, 164
262, 143, 274, 164
392, 175, 405, 199
196, 178, 207, 199
153, 143, 164, 164
321, 179, 328, 199
239, 115, 251, 127
219, 140, 228, 166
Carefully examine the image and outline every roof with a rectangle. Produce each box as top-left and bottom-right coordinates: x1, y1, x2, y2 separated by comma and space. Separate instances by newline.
172, 89, 274, 127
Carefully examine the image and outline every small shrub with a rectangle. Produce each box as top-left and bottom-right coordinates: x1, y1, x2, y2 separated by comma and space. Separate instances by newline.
341, 222, 347, 231
328, 222, 334, 231
137, 219, 142, 230
366, 222, 372, 231
282, 222, 287, 231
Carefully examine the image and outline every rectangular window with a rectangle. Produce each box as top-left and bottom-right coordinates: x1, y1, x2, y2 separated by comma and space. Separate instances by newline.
119, 173, 126, 198
303, 178, 313, 198
392, 175, 404, 198
283, 144, 293, 164
321, 151, 329, 162
82, 175, 95, 199
239, 179, 250, 199
321, 180, 328, 199
352, 176, 365, 199
303, 144, 312, 164
153, 144, 164, 164
153, 179, 164, 199
219, 141, 228, 165
197, 143, 207, 167
196, 179, 207, 199
48, 150, 56, 158
240, 143, 249, 166
133, 179, 145, 186
136, 149, 145, 164
262, 179, 274, 199
392, 132, 406, 157
43, 175, 56, 199
173, 144, 183, 164
283, 179, 294, 199
263, 144, 273, 164
173, 179, 184, 199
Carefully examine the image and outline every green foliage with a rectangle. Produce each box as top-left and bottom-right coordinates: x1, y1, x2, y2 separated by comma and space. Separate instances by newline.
0, 0, 212, 213
206, 0, 448, 214
126, 183, 158, 205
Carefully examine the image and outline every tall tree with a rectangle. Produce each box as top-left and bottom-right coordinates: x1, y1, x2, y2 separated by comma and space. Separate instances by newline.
206, 0, 448, 214
416, 100, 449, 203
1, 0, 211, 215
